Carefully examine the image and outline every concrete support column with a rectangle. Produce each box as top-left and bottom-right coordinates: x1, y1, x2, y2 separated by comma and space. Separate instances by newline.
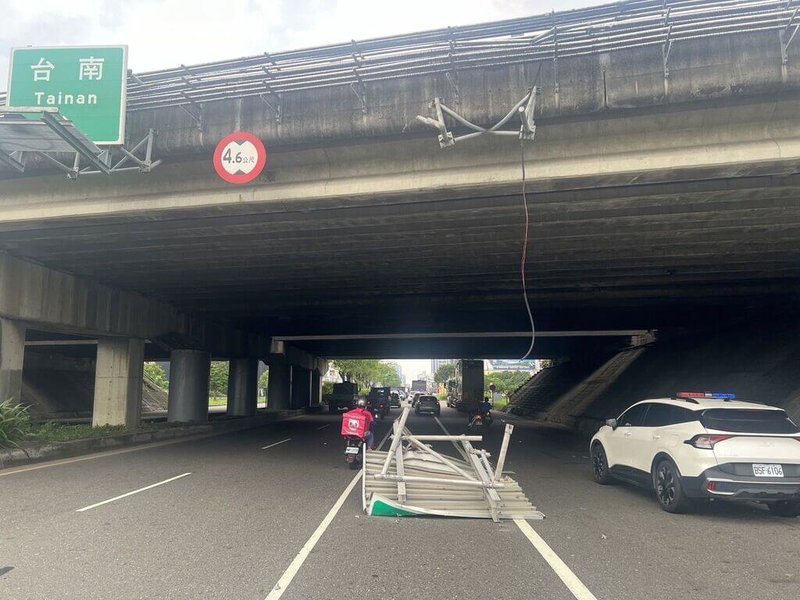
311, 371, 322, 407
227, 358, 258, 417
290, 366, 311, 409
167, 350, 211, 423
0, 318, 26, 404
267, 362, 291, 410
93, 337, 145, 427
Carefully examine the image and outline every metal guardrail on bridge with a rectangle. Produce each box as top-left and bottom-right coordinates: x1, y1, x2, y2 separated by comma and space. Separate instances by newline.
1, 0, 799, 112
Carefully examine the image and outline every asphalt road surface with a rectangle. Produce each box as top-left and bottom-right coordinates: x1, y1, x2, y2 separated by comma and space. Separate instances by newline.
1, 405, 798, 599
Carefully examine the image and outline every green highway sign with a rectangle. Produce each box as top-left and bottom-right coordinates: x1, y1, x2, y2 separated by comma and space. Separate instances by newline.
7, 46, 128, 145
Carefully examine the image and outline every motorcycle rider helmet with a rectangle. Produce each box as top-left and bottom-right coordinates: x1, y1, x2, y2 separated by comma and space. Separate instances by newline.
357, 399, 366, 407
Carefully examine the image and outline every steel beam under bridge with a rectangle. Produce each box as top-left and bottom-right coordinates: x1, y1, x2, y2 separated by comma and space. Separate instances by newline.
272, 330, 653, 359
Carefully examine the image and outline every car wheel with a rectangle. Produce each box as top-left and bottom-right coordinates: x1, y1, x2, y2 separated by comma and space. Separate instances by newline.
591, 443, 614, 485
767, 501, 800, 517
653, 459, 692, 514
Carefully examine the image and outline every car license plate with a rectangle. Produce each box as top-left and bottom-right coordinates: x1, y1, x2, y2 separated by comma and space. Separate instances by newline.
753, 464, 784, 477
345, 446, 360, 454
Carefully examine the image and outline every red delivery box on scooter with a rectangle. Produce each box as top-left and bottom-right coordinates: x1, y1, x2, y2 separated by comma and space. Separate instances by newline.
341, 410, 368, 438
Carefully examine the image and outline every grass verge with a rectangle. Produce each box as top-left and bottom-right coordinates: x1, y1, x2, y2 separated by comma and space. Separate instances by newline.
27, 421, 163, 444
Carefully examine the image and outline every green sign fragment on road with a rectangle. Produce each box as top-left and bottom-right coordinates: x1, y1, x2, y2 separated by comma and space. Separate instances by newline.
7, 46, 128, 145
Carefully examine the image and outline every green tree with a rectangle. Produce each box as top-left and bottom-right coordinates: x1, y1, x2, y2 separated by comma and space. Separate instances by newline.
209, 361, 229, 398
258, 368, 269, 391
143, 362, 169, 389
331, 359, 361, 382
484, 371, 531, 399
377, 362, 403, 387
434, 362, 456, 384
331, 360, 402, 389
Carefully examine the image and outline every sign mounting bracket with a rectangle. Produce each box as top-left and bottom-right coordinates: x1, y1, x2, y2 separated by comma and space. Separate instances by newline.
350, 70, 368, 114
0, 108, 161, 179
259, 88, 283, 124
178, 93, 204, 131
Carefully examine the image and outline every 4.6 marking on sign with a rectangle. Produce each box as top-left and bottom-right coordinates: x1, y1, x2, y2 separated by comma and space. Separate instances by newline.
222, 147, 256, 165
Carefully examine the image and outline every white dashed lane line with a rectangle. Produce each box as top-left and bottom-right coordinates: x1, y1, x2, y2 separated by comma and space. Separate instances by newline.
76, 473, 192, 512
433, 415, 599, 600
263, 426, 393, 600
261, 438, 292, 450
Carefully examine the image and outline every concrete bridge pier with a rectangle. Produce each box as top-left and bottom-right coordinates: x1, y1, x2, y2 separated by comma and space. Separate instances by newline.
0, 318, 26, 405
92, 337, 145, 427
311, 371, 322, 407
267, 362, 291, 410
290, 366, 311, 409
168, 350, 211, 423
227, 358, 258, 417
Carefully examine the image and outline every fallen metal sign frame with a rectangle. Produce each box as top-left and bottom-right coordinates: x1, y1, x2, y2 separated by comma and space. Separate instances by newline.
362, 407, 543, 522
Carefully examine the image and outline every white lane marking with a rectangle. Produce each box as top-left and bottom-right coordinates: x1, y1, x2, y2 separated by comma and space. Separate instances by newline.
434, 416, 455, 440
0, 414, 307, 479
434, 415, 469, 459
261, 438, 292, 450
76, 473, 192, 512
316, 424, 330, 430
514, 519, 598, 600
265, 471, 361, 600
264, 426, 393, 600
432, 417, 598, 600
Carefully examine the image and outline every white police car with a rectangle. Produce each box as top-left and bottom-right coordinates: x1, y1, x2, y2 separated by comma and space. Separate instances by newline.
590, 393, 800, 515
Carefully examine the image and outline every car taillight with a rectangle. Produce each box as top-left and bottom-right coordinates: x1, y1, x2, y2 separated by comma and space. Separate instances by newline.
686, 434, 732, 449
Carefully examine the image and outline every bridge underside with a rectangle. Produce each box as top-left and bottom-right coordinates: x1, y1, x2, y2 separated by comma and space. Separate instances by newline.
3, 22, 800, 360
1, 160, 798, 359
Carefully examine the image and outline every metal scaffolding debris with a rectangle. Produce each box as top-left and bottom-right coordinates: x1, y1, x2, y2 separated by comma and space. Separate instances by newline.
362, 408, 544, 522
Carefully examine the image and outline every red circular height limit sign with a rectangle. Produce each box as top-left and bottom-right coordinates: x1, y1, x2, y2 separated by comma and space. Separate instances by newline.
213, 131, 267, 184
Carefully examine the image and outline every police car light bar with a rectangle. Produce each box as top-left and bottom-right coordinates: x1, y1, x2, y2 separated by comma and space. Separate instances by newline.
677, 392, 736, 400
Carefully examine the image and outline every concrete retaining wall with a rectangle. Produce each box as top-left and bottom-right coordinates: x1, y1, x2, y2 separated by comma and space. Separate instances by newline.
519, 325, 800, 436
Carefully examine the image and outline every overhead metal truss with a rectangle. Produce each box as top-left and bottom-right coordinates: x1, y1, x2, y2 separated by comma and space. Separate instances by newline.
0, 108, 160, 179
416, 87, 537, 148
1, 0, 797, 114
362, 408, 544, 521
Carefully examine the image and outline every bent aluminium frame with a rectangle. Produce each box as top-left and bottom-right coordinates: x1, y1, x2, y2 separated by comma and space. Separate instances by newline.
363, 407, 544, 522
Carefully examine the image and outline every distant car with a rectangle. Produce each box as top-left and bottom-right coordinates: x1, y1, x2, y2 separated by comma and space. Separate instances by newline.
590, 393, 800, 516
367, 387, 392, 415
389, 392, 401, 408
415, 395, 441, 416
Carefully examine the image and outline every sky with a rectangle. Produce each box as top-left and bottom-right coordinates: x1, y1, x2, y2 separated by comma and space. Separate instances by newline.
1, 0, 607, 90
394, 359, 431, 383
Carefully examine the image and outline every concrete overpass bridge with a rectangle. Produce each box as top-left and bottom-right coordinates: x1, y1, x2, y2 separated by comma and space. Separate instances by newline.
2, 0, 800, 426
